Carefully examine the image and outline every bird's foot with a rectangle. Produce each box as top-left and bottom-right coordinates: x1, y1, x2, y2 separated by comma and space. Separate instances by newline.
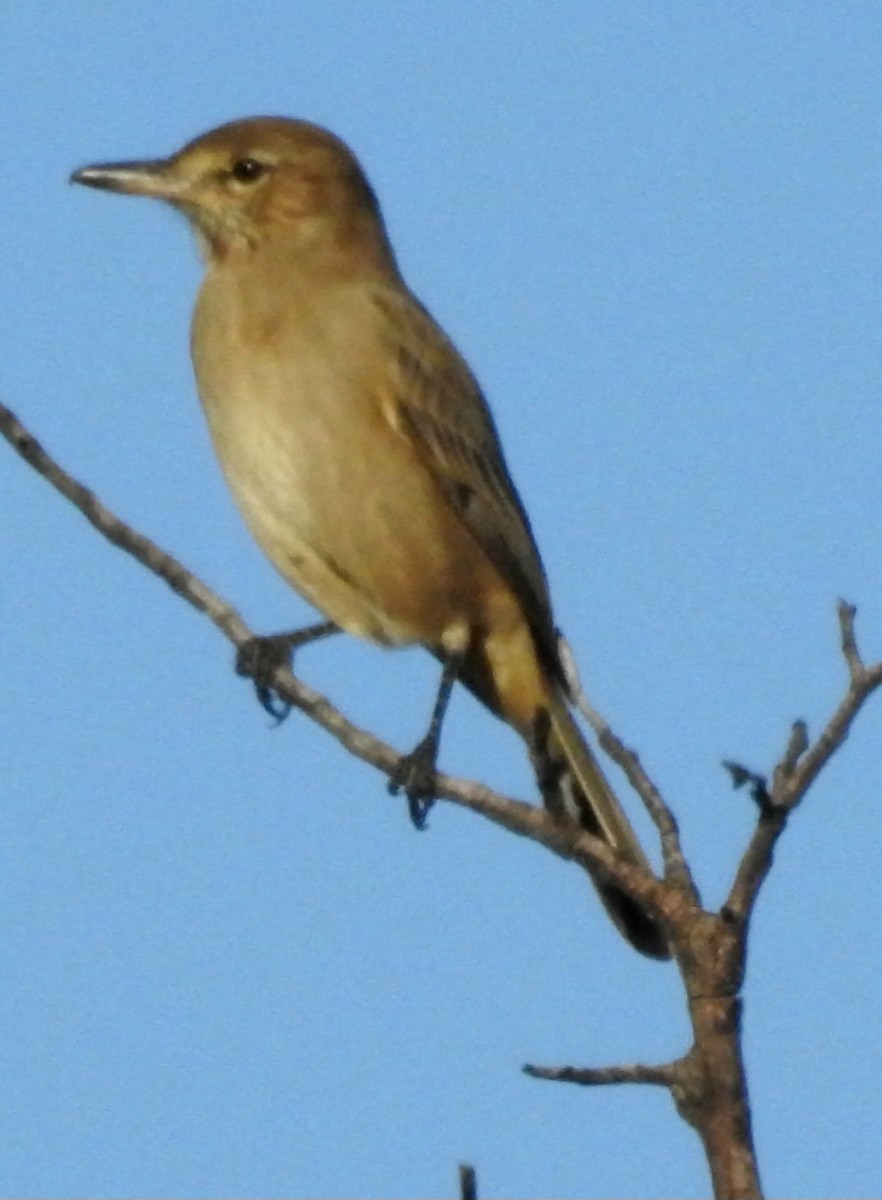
388, 734, 440, 829
235, 634, 296, 722
235, 621, 339, 722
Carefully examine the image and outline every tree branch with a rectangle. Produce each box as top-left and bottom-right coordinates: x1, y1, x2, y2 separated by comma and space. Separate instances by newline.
458, 1163, 477, 1200
523, 1061, 677, 1087
561, 638, 696, 897
725, 602, 882, 924
6, 396, 881, 1200
0, 400, 667, 906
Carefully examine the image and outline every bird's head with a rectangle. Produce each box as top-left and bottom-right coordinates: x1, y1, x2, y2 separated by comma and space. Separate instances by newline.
71, 116, 393, 269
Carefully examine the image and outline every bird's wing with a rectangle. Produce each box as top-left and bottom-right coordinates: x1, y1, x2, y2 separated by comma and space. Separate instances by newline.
374, 286, 560, 668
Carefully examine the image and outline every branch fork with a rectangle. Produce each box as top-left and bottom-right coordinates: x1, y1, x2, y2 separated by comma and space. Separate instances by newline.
4, 399, 880, 1200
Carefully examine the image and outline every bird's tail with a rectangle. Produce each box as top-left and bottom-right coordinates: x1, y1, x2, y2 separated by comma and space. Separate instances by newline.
537, 684, 670, 960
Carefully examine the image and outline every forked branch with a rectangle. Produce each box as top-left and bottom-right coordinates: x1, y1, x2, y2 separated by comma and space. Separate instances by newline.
4, 399, 881, 1200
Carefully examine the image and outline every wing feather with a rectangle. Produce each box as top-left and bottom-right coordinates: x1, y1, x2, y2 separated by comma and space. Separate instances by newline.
374, 286, 561, 674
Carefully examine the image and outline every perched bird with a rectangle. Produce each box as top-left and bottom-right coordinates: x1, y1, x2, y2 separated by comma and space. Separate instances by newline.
71, 117, 668, 959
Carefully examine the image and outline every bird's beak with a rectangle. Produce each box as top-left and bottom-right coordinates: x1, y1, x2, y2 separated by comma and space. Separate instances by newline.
70, 158, 185, 203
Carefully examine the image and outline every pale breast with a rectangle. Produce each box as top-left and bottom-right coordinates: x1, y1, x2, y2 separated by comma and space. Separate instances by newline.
190, 262, 511, 648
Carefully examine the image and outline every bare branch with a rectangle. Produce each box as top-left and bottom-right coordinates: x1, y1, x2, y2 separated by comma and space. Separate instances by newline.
780, 668, 882, 809
838, 598, 862, 678
1, 400, 669, 906
567, 829, 676, 926
7, 395, 880, 1200
523, 1061, 676, 1087
1, 400, 252, 644
725, 606, 882, 924
458, 1163, 477, 1200
572, 685, 696, 897
722, 761, 772, 815
772, 719, 809, 790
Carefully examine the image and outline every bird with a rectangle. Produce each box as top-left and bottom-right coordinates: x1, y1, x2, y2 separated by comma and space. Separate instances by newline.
71, 116, 669, 959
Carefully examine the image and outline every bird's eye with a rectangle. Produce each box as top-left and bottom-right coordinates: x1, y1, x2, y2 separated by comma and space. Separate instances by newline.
230, 158, 267, 184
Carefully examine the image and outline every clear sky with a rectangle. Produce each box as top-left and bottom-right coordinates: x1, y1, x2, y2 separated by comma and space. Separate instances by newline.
3, 4, 881, 1197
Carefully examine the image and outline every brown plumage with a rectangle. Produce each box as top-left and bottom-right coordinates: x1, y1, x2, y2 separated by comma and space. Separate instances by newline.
71, 116, 669, 959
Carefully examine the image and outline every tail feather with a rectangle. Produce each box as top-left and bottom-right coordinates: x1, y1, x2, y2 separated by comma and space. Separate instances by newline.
455, 622, 669, 958
541, 686, 670, 961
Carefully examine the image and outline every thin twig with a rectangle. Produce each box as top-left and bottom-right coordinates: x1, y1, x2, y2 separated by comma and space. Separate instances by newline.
558, 637, 689, 877
458, 1163, 477, 1200
1, 400, 251, 644
725, 605, 882, 923
771, 719, 809, 791
523, 1061, 676, 1087
838, 599, 862, 678
570, 682, 696, 897
722, 762, 773, 815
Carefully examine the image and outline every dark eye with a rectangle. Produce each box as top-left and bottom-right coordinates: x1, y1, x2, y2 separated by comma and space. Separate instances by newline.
230, 157, 267, 183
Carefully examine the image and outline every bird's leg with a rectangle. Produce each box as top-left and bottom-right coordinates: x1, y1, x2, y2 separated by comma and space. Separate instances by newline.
389, 651, 464, 829
236, 621, 340, 721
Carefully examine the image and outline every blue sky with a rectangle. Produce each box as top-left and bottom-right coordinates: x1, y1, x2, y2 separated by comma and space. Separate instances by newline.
3, 4, 881, 1197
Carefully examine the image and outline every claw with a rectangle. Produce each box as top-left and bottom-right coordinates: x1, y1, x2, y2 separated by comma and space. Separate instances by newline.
235, 622, 339, 722
235, 634, 296, 723
388, 734, 439, 829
